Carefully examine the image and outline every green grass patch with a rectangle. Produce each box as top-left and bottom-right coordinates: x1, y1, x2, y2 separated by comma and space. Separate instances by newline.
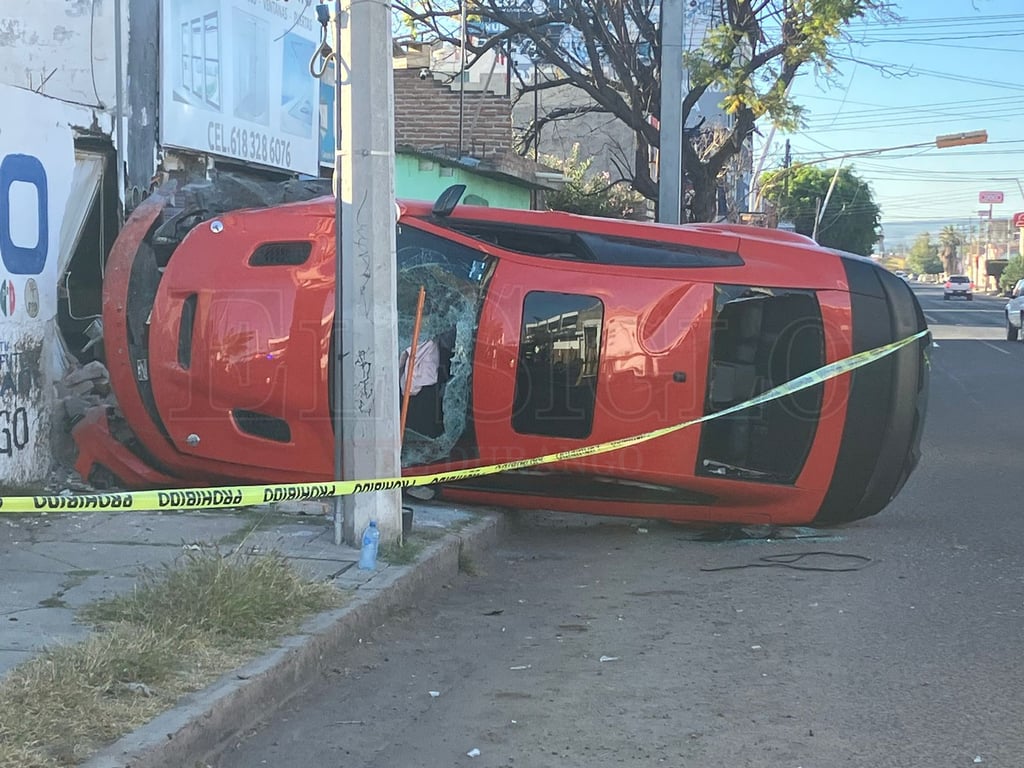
81, 551, 339, 642
379, 536, 426, 565
0, 551, 342, 768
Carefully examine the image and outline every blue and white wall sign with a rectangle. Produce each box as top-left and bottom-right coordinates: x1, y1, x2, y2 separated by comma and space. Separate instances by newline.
0, 84, 74, 488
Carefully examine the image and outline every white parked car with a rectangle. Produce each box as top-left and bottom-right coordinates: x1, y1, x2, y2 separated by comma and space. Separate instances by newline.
1006, 282, 1024, 340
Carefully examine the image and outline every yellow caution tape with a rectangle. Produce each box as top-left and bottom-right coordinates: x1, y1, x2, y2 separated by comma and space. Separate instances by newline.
1, 329, 929, 514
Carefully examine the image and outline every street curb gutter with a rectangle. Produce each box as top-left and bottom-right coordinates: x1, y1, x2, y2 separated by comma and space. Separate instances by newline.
82, 510, 510, 768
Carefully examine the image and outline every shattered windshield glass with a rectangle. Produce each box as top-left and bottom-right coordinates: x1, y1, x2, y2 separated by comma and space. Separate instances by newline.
396, 224, 493, 466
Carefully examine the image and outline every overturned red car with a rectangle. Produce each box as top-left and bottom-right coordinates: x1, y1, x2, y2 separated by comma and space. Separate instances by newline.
74, 178, 929, 526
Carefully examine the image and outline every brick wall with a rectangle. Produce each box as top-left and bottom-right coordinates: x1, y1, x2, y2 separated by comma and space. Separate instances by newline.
394, 70, 513, 158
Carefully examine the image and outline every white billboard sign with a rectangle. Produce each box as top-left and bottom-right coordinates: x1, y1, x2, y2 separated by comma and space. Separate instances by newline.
160, 0, 321, 175
0, 84, 74, 486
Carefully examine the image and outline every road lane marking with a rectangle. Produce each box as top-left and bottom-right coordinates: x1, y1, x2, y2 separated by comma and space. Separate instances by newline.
981, 341, 1011, 355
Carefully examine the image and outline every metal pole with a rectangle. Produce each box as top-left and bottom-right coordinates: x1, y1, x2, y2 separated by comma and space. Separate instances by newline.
400, 287, 426, 436
657, 0, 683, 224
332, 0, 345, 546
113, 0, 125, 221
533, 64, 538, 161
748, 124, 779, 213
813, 159, 843, 242
458, 0, 467, 157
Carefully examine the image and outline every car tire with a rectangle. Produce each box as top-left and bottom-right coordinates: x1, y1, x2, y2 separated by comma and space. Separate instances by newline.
1007, 312, 1018, 341
967, 294, 973, 301
944, 294, 950, 300
1019, 311, 1024, 342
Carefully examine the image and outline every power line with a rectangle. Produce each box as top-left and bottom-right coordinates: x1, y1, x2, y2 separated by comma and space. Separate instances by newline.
844, 13, 1024, 30
799, 93, 1012, 117
832, 55, 1024, 93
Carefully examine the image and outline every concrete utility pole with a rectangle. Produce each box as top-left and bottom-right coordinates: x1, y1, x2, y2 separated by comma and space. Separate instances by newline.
333, 1, 402, 545
657, 0, 683, 224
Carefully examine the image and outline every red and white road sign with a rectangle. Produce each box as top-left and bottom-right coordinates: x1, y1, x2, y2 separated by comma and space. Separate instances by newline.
979, 191, 1005, 204
1013, 211, 1024, 228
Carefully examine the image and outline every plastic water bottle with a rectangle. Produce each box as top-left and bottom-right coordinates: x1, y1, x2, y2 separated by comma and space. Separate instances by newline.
358, 521, 380, 570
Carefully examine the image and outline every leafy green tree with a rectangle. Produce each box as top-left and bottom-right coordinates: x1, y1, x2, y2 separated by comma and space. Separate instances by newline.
394, 0, 893, 222
907, 233, 943, 275
938, 225, 961, 275
760, 166, 880, 256
541, 144, 647, 219
1000, 255, 1024, 292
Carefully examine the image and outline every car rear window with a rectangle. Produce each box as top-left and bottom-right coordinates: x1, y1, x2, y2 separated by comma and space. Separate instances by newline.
950, 276, 970, 283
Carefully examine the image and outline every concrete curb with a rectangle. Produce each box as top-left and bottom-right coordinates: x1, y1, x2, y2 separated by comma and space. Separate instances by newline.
81, 510, 510, 768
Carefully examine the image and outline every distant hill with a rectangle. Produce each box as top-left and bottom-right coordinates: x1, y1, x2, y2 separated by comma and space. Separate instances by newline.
879, 218, 981, 250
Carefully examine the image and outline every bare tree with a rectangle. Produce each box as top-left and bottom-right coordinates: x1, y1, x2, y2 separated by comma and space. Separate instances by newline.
393, 0, 892, 222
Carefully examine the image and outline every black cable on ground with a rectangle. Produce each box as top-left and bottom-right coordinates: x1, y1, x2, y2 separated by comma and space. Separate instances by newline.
700, 551, 872, 573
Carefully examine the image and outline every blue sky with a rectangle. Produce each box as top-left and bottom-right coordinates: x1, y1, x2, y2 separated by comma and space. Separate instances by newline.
757, 0, 1023, 245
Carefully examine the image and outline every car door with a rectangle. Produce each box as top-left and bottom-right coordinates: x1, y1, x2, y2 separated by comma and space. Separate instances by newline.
470, 255, 715, 488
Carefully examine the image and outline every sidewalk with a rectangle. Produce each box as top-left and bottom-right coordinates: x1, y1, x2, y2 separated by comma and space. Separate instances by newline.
0, 497, 508, 768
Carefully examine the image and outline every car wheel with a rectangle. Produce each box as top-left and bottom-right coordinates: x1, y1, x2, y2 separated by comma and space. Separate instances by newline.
944, 294, 950, 300
1007, 312, 1018, 341
967, 294, 973, 301
1019, 311, 1024, 342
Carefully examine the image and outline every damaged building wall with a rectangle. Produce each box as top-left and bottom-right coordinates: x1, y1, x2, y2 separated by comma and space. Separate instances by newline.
0, 3, 125, 490
0, 85, 76, 489
0, 0, 120, 110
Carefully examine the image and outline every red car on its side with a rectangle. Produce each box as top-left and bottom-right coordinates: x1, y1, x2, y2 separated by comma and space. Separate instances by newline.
73, 178, 929, 527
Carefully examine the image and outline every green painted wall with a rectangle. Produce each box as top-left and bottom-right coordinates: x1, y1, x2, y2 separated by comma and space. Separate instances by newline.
395, 154, 532, 209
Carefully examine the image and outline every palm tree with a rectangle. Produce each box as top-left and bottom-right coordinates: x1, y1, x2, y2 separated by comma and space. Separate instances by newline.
939, 226, 961, 276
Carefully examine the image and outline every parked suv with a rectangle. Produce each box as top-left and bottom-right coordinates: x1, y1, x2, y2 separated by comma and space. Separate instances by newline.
1006, 286, 1024, 340
944, 275, 973, 300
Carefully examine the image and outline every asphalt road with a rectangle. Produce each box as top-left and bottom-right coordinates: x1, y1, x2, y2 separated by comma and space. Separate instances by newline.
216, 282, 1024, 768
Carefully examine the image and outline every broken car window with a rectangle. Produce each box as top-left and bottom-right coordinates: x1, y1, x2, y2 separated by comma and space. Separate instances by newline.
396, 225, 493, 466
